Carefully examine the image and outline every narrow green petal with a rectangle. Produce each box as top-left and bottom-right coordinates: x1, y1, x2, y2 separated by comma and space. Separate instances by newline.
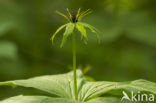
56, 11, 70, 21
60, 23, 75, 48
79, 22, 100, 43
51, 24, 67, 44
76, 22, 88, 41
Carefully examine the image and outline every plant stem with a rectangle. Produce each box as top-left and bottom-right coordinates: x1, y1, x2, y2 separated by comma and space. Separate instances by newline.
72, 32, 78, 100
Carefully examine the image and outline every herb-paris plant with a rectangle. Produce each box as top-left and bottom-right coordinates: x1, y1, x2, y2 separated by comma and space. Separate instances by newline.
51, 8, 100, 100
0, 9, 156, 103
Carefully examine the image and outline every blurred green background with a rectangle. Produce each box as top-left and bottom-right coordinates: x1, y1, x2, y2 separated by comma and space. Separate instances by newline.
0, 0, 156, 99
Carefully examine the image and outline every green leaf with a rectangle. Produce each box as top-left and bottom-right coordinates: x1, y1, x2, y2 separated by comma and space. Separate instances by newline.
86, 97, 137, 103
60, 23, 75, 48
0, 95, 78, 103
120, 79, 156, 94
51, 24, 67, 44
0, 95, 50, 103
41, 97, 78, 103
79, 79, 156, 101
86, 97, 120, 103
76, 22, 88, 41
0, 70, 156, 102
79, 81, 117, 101
79, 22, 100, 43
0, 70, 84, 100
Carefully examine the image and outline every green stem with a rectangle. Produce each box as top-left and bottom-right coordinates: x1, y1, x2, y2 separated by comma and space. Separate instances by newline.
72, 32, 78, 100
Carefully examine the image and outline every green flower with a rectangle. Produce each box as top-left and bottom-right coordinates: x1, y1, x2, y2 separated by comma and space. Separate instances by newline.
51, 8, 100, 48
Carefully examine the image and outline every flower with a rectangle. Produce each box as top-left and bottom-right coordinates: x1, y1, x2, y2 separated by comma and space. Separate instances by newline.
51, 8, 100, 48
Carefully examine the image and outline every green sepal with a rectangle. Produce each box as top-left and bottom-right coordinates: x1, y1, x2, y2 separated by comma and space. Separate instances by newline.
51, 24, 67, 44
76, 22, 88, 41
79, 22, 100, 43
60, 23, 75, 48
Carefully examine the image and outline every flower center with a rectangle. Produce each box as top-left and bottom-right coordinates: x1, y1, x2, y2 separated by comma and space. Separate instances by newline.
72, 15, 78, 23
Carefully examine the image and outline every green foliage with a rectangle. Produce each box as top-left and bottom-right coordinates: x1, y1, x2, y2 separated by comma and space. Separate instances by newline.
0, 95, 78, 103
0, 70, 156, 103
86, 97, 120, 103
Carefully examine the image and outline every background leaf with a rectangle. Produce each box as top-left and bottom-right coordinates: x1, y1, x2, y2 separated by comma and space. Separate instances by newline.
0, 95, 78, 103
86, 97, 120, 103
0, 70, 84, 100
0, 70, 156, 102
79, 79, 156, 101
0, 41, 18, 59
